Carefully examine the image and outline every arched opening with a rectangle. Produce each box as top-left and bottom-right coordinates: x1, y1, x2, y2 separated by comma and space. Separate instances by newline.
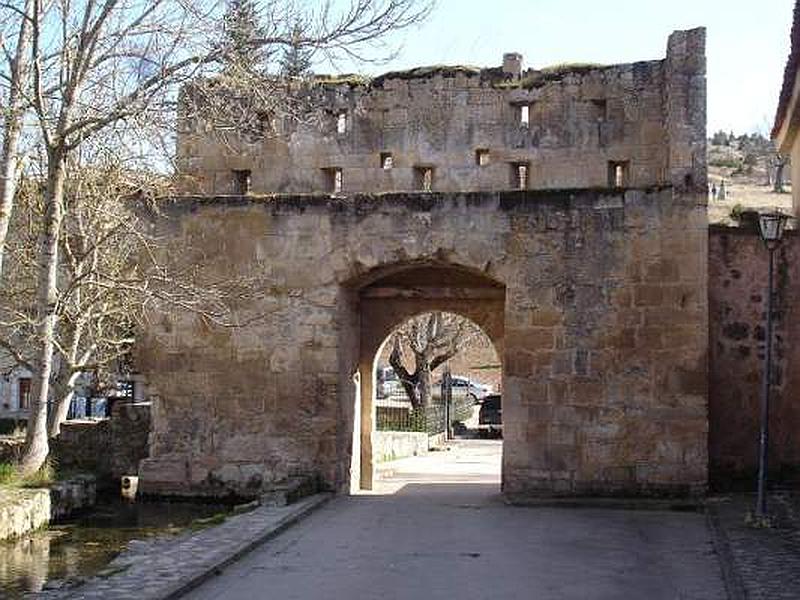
347, 263, 506, 492
371, 312, 503, 488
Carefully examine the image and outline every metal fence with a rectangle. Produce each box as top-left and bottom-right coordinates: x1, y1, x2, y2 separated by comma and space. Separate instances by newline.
375, 400, 446, 434
375, 370, 474, 436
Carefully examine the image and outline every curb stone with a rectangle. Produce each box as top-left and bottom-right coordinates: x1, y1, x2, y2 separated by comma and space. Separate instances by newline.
705, 504, 747, 600
50, 492, 332, 599
163, 493, 332, 600
502, 495, 706, 512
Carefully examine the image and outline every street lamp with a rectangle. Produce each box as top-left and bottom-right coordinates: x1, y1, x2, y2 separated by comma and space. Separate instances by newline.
755, 210, 790, 519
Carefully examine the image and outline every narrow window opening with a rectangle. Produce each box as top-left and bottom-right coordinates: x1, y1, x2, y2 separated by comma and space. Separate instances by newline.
324, 168, 343, 193
590, 99, 608, 121
337, 111, 347, 134
475, 149, 490, 166
18, 377, 31, 409
232, 169, 251, 195
519, 104, 530, 127
511, 162, 529, 189
380, 152, 393, 169
414, 167, 434, 192
591, 100, 608, 148
608, 161, 629, 188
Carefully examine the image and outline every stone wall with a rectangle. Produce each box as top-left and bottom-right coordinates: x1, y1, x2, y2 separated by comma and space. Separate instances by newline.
0, 488, 50, 540
708, 223, 800, 489
176, 29, 705, 197
51, 402, 151, 483
136, 186, 708, 500
110, 402, 152, 478
51, 420, 112, 478
48, 475, 97, 520
0, 476, 96, 540
373, 431, 429, 463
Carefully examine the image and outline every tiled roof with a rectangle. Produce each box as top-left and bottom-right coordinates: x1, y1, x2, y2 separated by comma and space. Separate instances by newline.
773, 0, 800, 138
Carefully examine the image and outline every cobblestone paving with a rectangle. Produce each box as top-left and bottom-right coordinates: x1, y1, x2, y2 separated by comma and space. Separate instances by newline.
709, 492, 800, 600
35, 493, 331, 600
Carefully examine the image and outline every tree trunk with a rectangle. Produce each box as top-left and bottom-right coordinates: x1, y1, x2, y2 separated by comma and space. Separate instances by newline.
47, 324, 92, 438
774, 160, 787, 193
19, 154, 67, 474
389, 337, 421, 409
416, 353, 433, 408
0, 0, 34, 278
48, 388, 75, 437
47, 360, 78, 439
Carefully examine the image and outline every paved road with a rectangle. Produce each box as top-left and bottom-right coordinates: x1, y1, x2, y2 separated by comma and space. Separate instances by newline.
187, 440, 727, 600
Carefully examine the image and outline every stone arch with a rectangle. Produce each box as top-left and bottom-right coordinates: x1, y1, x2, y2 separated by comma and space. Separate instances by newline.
343, 262, 506, 491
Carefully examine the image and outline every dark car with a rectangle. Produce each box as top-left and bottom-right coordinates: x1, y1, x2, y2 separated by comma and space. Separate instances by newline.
478, 394, 502, 437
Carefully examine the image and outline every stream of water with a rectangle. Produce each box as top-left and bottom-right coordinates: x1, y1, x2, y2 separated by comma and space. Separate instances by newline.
0, 498, 230, 598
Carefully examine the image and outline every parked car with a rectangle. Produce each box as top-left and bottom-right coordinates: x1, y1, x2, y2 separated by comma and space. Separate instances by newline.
478, 394, 502, 437
376, 366, 404, 399
437, 375, 493, 402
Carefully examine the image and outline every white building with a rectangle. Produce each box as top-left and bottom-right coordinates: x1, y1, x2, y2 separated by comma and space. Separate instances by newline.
0, 354, 32, 420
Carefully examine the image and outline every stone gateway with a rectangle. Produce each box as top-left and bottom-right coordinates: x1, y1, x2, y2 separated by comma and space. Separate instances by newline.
137, 29, 708, 500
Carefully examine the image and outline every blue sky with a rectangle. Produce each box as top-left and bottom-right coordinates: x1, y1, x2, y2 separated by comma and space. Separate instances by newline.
341, 0, 794, 135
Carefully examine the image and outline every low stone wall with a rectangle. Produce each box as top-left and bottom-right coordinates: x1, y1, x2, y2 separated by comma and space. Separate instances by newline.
52, 419, 112, 478
0, 437, 24, 463
373, 431, 429, 463
0, 475, 96, 540
51, 402, 152, 485
49, 475, 97, 520
0, 487, 49, 540
428, 432, 446, 450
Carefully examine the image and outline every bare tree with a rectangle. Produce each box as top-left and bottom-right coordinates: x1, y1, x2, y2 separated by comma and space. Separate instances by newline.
45, 157, 259, 436
1, 154, 260, 439
388, 312, 482, 410
1, 0, 432, 474
182, 0, 433, 154
0, 0, 34, 279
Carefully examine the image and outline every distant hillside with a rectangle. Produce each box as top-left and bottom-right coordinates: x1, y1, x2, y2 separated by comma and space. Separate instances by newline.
707, 131, 792, 225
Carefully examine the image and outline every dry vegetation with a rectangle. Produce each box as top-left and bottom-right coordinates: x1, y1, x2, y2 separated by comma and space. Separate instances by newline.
706, 132, 793, 225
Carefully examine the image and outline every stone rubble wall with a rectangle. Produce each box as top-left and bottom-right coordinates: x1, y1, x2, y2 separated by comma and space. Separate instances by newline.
48, 475, 97, 520
708, 223, 800, 489
50, 403, 151, 484
176, 29, 705, 198
110, 402, 152, 479
51, 419, 112, 478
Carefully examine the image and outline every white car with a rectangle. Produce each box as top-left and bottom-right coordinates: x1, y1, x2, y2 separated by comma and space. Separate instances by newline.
376, 366, 404, 398
441, 375, 493, 402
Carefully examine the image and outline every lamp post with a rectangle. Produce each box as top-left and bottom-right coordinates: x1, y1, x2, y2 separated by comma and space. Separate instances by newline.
755, 210, 790, 518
